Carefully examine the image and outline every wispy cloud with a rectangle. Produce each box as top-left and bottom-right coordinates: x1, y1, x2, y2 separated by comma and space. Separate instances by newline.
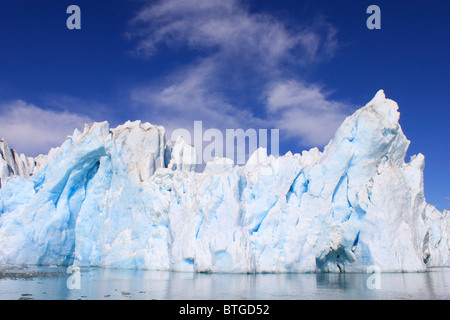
131, 59, 261, 134
264, 80, 349, 146
129, 0, 338, 65
128, 0, 349, 148
0, 100, 93, 156
130, 0, 297, 63
42, 94, 111, 123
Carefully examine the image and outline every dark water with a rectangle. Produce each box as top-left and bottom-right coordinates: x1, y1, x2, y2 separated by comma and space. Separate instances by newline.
0, 266, 449, 300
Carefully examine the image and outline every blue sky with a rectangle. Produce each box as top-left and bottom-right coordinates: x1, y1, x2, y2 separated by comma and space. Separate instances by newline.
0, 0, 448, 210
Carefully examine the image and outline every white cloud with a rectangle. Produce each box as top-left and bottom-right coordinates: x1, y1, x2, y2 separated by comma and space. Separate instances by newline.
0, 100, 93, 156
129, 0, 337, 66
132, 0, 287, 62
131, 60, 261, 134
128, 0, 350, 150
265, 80, 349, 146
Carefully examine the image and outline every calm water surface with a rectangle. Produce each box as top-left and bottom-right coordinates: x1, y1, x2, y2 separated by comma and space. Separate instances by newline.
0, 266, 449, 300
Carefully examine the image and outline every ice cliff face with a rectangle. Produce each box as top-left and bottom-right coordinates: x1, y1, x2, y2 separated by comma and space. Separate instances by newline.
0, 90, 448, 272
0, 139, 35, 187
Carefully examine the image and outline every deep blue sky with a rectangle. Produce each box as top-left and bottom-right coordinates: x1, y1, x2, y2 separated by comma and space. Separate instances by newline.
0, 0, 448, 210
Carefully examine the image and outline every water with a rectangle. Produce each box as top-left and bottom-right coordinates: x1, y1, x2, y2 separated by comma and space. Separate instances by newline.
0, 266, 449, 300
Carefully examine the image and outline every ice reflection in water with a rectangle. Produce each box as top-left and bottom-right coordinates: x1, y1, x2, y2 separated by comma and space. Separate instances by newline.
0, 266, 449, 300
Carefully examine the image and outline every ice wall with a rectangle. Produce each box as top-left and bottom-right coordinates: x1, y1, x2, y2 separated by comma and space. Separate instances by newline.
0, 91, 448, 272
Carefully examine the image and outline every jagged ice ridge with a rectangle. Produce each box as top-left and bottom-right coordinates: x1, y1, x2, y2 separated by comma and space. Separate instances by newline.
0, 90, 448, 272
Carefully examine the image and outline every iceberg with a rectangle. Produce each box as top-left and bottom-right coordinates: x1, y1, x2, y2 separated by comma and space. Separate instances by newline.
0, 90, 448, 272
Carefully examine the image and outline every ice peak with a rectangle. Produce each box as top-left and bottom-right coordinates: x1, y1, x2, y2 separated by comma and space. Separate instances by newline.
372, 89, 386, 102
169, 136, 198, 172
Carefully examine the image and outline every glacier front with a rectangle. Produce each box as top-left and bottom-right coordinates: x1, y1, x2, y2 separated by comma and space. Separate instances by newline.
0, 90, 448, 272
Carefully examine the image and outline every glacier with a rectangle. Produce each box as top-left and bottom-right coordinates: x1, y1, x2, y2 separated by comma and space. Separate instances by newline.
0, 90, 448, 272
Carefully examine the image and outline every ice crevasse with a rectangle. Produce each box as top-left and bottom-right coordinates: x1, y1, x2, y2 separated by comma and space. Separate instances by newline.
0, 90, 448, 272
